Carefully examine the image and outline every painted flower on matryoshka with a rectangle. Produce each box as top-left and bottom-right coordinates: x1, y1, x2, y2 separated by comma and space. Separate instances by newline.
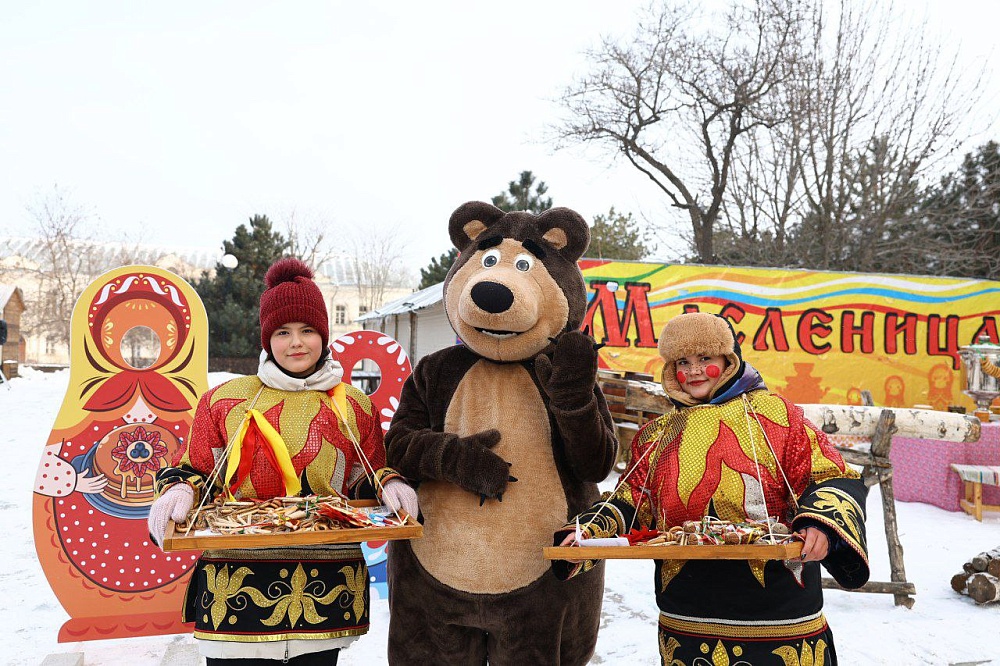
110, 425, 168, 493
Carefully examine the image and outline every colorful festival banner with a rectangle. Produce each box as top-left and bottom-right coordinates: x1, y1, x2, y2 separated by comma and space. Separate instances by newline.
580, 260, 1000, 411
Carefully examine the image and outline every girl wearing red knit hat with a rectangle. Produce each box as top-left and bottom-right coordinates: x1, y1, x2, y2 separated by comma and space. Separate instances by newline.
149, 257, 417, 665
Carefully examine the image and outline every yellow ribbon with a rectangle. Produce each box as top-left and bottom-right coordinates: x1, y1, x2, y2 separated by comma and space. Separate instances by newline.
329, 382, 348, 421
225, 408, 302, 500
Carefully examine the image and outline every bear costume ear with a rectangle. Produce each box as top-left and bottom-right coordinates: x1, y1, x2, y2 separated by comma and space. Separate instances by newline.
536, 207, 590, 262
449, 201, 506, 251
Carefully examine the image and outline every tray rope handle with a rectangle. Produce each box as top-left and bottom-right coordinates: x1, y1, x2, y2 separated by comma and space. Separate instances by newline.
184, 385, 267, 535
325, 390, 406, 525
577, 398, 801, 547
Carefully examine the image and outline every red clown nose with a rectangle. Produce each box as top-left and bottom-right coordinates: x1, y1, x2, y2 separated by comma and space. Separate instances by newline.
706, 364, 721, 378
676, 370, 687, 384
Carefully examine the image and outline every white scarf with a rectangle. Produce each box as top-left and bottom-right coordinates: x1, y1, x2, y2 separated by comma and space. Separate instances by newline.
256, 350, 344, 392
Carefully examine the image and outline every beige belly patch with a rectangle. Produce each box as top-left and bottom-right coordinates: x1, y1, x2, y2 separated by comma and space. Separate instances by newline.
410, 361, 568, 594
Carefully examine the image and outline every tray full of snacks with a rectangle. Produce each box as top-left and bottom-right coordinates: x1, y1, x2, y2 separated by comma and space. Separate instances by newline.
544, 517, 803, 561
162, 495, 421, 551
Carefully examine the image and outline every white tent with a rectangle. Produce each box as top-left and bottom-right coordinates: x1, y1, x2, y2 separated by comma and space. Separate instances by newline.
357, 282, 456, 366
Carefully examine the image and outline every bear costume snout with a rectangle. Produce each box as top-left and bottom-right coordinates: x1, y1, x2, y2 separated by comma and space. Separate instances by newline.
470, 281, 515, 314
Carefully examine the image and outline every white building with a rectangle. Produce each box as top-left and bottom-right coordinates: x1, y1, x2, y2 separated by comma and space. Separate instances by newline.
0, 237, 413, 365
358, 282, 455, 366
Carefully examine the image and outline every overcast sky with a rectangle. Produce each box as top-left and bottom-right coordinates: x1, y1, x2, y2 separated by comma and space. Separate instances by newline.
1, 1, 997, 273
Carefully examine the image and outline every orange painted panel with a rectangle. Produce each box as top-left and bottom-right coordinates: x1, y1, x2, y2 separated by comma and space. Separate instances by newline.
31, 267, 208, 642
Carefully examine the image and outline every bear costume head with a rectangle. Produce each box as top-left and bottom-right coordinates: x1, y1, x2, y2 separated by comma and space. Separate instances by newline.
444, 201, 591, 363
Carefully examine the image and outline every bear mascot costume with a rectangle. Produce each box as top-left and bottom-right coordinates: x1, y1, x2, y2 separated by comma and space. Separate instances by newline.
384, 201, 619, 665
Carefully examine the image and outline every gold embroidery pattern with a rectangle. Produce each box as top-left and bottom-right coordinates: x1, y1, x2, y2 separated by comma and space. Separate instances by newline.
747, 558, 767, 587
659, 633, 686, 665
659, 612, 827, 640
200, 563, 255, 630
239, 563, 365, 628
578, 509, 624, 539
801, 487, 867, 556
659, 559, 686, 591
773, 638, 828, 666
687, 639, 751, 666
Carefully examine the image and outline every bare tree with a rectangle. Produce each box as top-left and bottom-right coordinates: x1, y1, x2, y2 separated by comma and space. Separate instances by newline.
780, 1, 983, 272
112, 228, 167, 268
279, 208, 338, 272
555, 0, 984, 271
16, 186, 104, 356
348, 224, 412, 314
553, 0, 801, 262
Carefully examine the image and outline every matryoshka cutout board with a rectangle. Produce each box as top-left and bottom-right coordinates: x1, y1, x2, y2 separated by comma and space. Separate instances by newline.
32, 266, 208, 642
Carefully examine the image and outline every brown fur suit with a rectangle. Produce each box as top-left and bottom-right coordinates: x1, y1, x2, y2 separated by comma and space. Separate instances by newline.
385, 202, 618, 665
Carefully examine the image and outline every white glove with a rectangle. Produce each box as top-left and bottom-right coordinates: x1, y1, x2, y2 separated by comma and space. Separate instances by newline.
381, 478, 419, 519
147, 484, 194, 547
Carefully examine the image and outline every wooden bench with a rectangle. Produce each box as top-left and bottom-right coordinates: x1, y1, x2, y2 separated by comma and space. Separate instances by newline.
950, 464, 1000, 521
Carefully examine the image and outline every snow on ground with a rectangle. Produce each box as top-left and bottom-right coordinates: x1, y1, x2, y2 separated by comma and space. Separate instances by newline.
2, 369, 998, 665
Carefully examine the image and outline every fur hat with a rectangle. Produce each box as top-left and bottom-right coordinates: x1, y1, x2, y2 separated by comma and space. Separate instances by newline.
658, 312, 743, 405
259, 258, 329, 352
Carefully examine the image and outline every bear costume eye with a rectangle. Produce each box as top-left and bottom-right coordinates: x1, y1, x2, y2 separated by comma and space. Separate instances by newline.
514, 254, 534, 272
481, 249, 501, 268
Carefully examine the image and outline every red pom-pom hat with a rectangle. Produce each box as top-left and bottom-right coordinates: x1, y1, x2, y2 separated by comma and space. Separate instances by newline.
259, 257, 329, 352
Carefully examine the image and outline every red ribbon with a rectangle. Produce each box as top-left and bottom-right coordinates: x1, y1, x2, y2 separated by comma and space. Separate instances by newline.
227, 418, 287, 498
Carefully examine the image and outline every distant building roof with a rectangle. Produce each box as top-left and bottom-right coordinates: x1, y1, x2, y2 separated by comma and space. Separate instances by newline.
358, 282, 442, 321
0, 237, 364, 285
0, 285, 18, 310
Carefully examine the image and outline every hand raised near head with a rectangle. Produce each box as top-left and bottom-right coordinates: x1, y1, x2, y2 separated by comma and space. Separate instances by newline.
534, 329, 601, 412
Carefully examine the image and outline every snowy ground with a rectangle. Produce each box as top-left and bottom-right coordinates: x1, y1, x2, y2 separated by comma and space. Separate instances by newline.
2, 368, 999, 665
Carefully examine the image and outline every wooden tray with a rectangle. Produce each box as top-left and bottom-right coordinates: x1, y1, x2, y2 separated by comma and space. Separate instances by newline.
544, 542, 802, 561
162, 501, 421, 552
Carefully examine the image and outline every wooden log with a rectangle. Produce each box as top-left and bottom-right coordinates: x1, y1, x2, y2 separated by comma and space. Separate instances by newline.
868, 410, 916, 608
952, 571, 972, 594
967, 573, 1000, 605
627, 385, 675, 414
596, 372, 982, 443
821, 578, 916, 596
970, 549, 1000, 572
800, 404, 981, 443
989, 559, 1000, 578
839, 449, 891, 468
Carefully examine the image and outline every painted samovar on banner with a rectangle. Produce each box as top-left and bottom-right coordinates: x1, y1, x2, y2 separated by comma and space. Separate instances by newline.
958, 335, 1000, 422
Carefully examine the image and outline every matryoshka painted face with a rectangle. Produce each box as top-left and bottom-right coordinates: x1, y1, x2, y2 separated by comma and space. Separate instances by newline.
675, 354, 728, 402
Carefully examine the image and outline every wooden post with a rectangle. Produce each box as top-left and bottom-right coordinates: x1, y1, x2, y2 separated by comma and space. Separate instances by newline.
866, 409, 915, 608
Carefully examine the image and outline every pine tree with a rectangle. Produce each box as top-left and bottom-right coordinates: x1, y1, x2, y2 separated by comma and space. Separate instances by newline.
195, 215, 290, 358
491, 171, 553, 213
418, 247, 458, 289
925, 141, 1000, 280
587, 207, 651, 260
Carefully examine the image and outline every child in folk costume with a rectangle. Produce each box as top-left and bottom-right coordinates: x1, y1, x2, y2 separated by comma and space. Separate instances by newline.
554, 313, 869, 665
148, 258, 417, 666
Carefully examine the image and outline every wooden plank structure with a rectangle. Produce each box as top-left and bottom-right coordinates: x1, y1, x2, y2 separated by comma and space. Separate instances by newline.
950, 464, 1000, 522
596, 370, 983, 609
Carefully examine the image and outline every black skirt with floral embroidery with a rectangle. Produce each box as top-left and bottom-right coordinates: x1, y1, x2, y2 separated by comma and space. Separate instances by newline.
182, 545, 370, 643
